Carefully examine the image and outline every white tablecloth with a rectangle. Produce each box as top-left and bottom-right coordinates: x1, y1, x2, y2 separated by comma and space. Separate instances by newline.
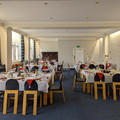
0, 71, 55, 93
81, 70, 113, 83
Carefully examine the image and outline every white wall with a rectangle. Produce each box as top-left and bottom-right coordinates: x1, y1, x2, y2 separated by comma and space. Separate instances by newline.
108, 33, 120, 69
40, 40, 58, 52
0, 26, 12, 71
58, 40, 102, 67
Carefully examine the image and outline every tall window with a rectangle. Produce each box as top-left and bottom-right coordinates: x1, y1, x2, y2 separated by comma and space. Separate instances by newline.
30, 39, 34, 60
12, 31, 21, 61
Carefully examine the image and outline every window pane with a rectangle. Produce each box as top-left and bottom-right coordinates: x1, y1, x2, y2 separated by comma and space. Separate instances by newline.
12, 31, 21, 61
30, 39, 34, 60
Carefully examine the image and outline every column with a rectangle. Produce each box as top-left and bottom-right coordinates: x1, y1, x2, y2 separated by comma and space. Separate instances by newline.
0, 26, 12, 71
24, 35, 30, 63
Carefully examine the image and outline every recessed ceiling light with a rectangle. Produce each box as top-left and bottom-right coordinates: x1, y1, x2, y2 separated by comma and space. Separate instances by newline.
96, 1, 100, 4
44, 2, 48, 5
49, 17, 53, 20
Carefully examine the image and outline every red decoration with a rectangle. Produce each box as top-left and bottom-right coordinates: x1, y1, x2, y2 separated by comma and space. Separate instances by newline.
42, 66, 48, 69
97, 72, 103, 80
27, 79, 33, 87
20, 67, 23, 71
107, 63, 111, 69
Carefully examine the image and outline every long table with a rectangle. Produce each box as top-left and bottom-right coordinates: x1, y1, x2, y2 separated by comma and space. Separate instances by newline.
0, 70, 55, 105
81, 70, 113, 83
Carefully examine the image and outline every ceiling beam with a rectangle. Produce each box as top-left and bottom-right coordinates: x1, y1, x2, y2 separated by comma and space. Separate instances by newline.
8, 21, 120, 29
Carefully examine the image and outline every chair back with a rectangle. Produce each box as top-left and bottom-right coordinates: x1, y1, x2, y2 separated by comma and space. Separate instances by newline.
57, 64, 63, 71
112, 74, 120, 82
80, 64, 85, 69
99, 64, 104, 69
74, 69, 80, 80
25, 66, 29, 72
24, 80, 38, 90
25, 60, 28, 65
6, 79, 19, 90
58, 74, 63, 89
89, 64, 96, 69
94, 73, 105, 82
31, 66, 39, 73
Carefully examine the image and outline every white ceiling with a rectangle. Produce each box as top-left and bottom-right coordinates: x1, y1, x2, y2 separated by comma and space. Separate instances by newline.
0, 0, 120, 40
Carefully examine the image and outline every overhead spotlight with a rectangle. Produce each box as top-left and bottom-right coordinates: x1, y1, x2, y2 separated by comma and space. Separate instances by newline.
44, 2, 48, 5
96, 1, 100, 4
49, 17, 53, 20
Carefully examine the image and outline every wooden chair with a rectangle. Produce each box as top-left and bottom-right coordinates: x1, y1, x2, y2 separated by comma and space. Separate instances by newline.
49, 74, 65, 104
99, 64, 105, 69
112, 74, 120, 101
89, 64, 96, 69
94, 73, 106, 100
3, 79, 19, 115
73, 69, 86, 93
22, 80, 42, 116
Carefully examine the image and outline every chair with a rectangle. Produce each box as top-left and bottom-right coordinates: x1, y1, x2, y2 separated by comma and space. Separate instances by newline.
49, 74, 65, 104
80, 64, 85, 69
73, 69, 86, 93
55, 64, 64, 80
94, 73, 106, 100
22, 80, 42, 115
112, 74, 120, 101
3, 79, 19, 115
99, 64, 104, 69
89, 64, 96, 69
31, 66, 39, 73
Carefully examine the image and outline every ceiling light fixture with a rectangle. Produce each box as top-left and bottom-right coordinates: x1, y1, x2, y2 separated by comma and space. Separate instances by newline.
49, 17, 53, 20
96, 1, 100, 4
44, 2, 48, 5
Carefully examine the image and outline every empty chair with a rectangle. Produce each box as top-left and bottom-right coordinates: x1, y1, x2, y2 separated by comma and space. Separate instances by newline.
22, 80, 41, 115
31, 66, 39, 73
112, 74, 120, 101
49, 74, 65, 104
3, 79, 19, 115
99, 64, 104, 69
25, 66, 29, 72
57, 64, 63, 72
89, 64, 96, 69
56, 64, 64, 79
25, 60, 28, 65
94, 73, 106, 100
73, 69, 86, 93
80, 64, 85, 69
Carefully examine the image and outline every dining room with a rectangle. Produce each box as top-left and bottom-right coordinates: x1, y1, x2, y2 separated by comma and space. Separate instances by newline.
0, 0, 120, 120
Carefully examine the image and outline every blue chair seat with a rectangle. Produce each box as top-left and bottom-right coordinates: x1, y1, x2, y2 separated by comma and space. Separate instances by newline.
50, 85, 61, 91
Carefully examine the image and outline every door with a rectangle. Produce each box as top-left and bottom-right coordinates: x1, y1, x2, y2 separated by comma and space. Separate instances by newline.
73, 48, 84, 64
